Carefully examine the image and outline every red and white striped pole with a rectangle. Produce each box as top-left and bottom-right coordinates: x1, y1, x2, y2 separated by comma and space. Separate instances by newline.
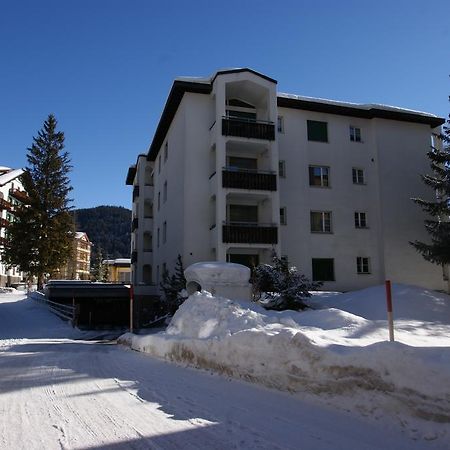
130, 284, 134, 333
385, 280, 395, 342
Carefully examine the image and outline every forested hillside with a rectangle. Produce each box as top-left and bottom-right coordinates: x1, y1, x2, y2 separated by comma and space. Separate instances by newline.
73, 206, 131, 264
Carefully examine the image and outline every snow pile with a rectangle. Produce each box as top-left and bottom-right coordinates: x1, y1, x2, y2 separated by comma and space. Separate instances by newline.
126, 285, 450, 430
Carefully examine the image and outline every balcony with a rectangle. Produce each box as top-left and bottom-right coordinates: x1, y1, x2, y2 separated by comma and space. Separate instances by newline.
0, 199, 12, 211
222, 117, 275, 141
0, 218, 10, 228
222, 222, 278, 244
222, 168, 277, 191
131, 218, 138, 231
9, 188, 29, 203
132, 185, 140, 202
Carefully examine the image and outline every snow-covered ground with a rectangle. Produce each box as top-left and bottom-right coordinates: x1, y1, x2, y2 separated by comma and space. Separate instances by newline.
1, 288, 449, 449
125, 283, 450, 446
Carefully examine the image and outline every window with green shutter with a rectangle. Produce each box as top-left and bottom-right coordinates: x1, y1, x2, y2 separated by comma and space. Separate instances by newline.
307, 120, 328, 142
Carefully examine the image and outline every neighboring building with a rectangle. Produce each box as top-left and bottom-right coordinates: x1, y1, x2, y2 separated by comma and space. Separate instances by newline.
60, 232, 92, 280
0, 166, 27, 286
126, 68, 449, 293
103, 258, 131, 283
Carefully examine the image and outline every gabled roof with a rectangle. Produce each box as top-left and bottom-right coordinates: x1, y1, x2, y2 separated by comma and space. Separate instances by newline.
147, 68, 277, 161
0, 168, 24, 187
145, 69, 445, 161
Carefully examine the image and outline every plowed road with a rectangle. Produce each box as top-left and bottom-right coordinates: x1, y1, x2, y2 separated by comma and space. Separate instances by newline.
0, 292, 428, 449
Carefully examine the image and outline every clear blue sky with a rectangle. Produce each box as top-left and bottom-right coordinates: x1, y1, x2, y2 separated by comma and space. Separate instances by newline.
1, 0, 449, 209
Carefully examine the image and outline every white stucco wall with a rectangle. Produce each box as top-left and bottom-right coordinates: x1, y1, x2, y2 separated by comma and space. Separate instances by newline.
374, 120, 447, 291
130, 69, 446, 294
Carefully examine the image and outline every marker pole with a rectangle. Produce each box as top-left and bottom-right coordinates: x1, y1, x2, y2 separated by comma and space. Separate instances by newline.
385, 280, 394, 342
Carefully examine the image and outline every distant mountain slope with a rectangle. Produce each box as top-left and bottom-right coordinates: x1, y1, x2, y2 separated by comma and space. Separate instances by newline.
73, 206, 131, 263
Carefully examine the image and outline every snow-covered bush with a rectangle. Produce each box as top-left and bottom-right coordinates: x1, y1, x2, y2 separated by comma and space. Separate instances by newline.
253, 255, 321, 311
159, 255, 188, 315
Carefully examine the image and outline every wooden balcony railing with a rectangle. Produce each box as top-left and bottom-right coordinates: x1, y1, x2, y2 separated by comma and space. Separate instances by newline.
222, 222, 278, 244
0, 198, 12, 211
222, 116, 275, 141
0, 218, 10, 228
9, 188, 29, 203
222, 168, 277, 191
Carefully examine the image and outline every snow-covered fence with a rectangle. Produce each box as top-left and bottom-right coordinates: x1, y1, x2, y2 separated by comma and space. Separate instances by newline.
29, 291, 77, 325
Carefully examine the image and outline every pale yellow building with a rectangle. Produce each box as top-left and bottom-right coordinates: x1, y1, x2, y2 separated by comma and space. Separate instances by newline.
60, 232, 92, 280
103, 258, 131, 283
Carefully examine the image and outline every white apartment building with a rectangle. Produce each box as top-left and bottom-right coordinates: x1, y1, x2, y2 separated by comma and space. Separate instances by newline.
0, 166, 26, 286
126, 68, 448, 294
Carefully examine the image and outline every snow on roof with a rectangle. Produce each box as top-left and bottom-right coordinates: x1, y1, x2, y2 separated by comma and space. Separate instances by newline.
0, 168, 24, 187
175, 67, 247, 84
102, 258, 131, 266
0, 166, 11, 172
277, 92, 438, 118
175, 75, 211, 84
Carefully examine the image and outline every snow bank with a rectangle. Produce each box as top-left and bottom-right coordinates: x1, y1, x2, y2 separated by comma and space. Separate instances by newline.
309, 283, 450, 322
126, 285, 450, 428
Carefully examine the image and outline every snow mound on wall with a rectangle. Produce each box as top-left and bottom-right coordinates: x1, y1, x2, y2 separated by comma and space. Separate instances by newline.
127, 286, 450, 431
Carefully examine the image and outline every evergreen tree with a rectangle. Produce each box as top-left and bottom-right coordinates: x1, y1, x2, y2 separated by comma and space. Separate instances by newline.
159, 255, 187, 314
91, 248, 105, 281
411, 108, 450, 265
252, 253, 322, 311
2, 114, 74, 288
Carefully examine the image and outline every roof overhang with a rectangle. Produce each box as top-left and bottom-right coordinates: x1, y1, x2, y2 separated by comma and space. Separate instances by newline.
277, 96, 445, 128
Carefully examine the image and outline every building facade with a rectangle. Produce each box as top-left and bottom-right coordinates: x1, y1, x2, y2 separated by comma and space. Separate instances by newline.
103, 258, 131, 283
60, 232, 92, 280
0, 167, 27, 287
126, 68, 448, 293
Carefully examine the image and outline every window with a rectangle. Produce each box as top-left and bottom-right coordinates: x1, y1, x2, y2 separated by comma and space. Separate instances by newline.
158, 155, 161, 173
278, 160, 286, 178
310, 211, 332, 233
164, 142, 168, 161
352, 168, 365, 184
307, 120, 328, 142
158, 191, 161, 210
163, 181, 167, 203
157, 227, 160, 248
280, 207, 287, 225
277, 116, 284, 133
354, 212, 367, 228
357, 257, 370, 274
163, 221, 167, 243
309, 166, 329, 187
350, 126, 362, 142
229, 204, 258, 224
312, 258, 335, 281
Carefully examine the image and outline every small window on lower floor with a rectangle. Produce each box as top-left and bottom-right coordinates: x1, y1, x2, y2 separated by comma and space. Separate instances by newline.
312, 258, 335, 281
357, 257, 370, 274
